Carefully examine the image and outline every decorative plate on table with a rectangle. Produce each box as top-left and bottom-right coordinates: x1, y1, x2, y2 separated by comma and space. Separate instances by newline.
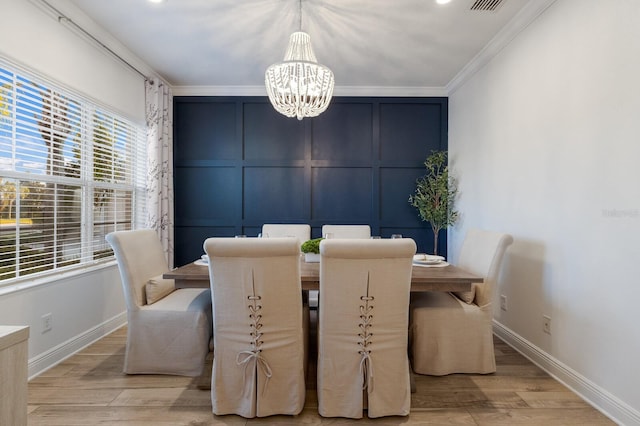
413, 254, 445, 265
195, 255, 208, 266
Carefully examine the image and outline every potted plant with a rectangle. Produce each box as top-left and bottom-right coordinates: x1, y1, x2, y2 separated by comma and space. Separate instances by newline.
301, 237, 323, 262
408, 150, 459, 256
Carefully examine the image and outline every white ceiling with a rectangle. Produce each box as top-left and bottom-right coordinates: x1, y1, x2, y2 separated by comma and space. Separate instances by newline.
62, 0, 540, 93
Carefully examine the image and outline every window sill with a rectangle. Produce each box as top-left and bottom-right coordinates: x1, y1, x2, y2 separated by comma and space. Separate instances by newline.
0, 260, 118, 297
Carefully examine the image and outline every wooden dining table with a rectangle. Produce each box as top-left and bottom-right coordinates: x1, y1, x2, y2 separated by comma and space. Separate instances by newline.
164, 257, 482, 292
166, 257, 482, 394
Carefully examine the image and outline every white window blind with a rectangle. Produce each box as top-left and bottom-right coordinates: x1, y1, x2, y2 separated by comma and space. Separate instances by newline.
0, 59, 147, 284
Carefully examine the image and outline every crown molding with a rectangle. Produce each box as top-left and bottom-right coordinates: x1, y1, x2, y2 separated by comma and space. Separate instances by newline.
29, 0, 163, 83
32, 0, 555, 99
446, 0, 558, 95
172, 85, 265, 97
334, 86, 448, 97
172, 85, 448, 98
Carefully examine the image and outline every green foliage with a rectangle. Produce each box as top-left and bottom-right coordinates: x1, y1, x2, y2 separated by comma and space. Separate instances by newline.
0, 244, 53, 281
301, 237, 324, 254
0, 83, 11, 117
408, 150, 459, 254
0, 179, 30, 219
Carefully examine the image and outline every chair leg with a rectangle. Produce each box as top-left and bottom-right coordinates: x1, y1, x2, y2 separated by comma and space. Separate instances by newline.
197, 350, 213, 390
409, 362, 416, 393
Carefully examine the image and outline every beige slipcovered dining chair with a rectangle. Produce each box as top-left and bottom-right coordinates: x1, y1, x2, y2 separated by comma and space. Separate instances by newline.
262, 224, 314, 306
204, 237, 306, 418
409, 229, 513, 375
261, 223, 311, 247
321, 224, 371, 239
318, 238, 416, 419
106, 229, 212, 376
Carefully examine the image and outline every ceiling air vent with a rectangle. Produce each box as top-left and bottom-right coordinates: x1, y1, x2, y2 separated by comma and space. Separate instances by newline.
469, 0, 506, 12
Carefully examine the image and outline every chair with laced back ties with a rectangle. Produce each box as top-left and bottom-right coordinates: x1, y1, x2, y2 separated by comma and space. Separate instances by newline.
203, 237, 307, 418
317, 238, 415, 419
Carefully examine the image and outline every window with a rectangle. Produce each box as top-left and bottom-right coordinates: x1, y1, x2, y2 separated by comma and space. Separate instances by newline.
0, 59, 146, 284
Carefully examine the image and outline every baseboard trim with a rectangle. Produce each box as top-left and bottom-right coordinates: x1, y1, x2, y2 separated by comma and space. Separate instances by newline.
493, 320, 640, 426
28, 312, 127, 379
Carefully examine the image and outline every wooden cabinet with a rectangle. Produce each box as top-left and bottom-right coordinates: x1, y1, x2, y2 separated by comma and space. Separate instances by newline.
0, 326, 29, 426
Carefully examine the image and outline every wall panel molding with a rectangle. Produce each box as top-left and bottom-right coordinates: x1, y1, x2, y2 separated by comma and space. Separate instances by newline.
173, 96, 448, 265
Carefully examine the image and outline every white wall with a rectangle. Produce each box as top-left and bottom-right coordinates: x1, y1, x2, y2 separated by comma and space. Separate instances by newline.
0, 266, 126, 378
0, 0, 144, 375
0, 0, 145, 122
448, 0, 640, 424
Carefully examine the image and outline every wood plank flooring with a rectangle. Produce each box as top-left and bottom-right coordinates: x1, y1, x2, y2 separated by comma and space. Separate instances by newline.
27, 324, 615, 425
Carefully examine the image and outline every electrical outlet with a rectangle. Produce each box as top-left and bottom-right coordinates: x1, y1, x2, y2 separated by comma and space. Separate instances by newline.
500, 295, 507, 311
42, 313, 53, 333
543, 315, 551, 334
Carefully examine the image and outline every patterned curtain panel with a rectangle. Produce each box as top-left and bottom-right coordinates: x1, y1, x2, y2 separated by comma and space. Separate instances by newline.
145, 79, 174, 267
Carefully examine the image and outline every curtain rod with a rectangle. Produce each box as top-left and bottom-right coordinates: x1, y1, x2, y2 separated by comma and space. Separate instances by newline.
35, 0, 149, 81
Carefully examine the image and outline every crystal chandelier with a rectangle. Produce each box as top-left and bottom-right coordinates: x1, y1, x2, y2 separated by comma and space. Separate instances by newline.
265, 1, 334, 120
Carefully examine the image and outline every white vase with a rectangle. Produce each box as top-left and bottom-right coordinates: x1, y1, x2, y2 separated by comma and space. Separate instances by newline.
304, 253, 320, 263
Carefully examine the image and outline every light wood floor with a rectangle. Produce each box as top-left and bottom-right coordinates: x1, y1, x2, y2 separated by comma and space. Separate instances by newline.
27, 324, 614, 425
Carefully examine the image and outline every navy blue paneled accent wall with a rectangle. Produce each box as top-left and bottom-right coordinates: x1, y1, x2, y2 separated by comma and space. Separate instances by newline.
173, 96, 448, 266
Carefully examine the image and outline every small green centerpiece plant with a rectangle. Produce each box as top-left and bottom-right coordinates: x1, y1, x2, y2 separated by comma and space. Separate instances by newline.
301, 237, 324, 262
301, 237, 323, 254
408, 150, 459, 256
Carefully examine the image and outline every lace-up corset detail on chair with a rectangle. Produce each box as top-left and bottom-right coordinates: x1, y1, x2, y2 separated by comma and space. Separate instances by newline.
236, 276, 272, 396
358, 276, 374, 392
205, 237, 306, 418
318, 238, 415, 419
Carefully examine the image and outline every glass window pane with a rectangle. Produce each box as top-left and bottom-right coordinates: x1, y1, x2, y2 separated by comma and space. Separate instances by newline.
0, 60, 145, 285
